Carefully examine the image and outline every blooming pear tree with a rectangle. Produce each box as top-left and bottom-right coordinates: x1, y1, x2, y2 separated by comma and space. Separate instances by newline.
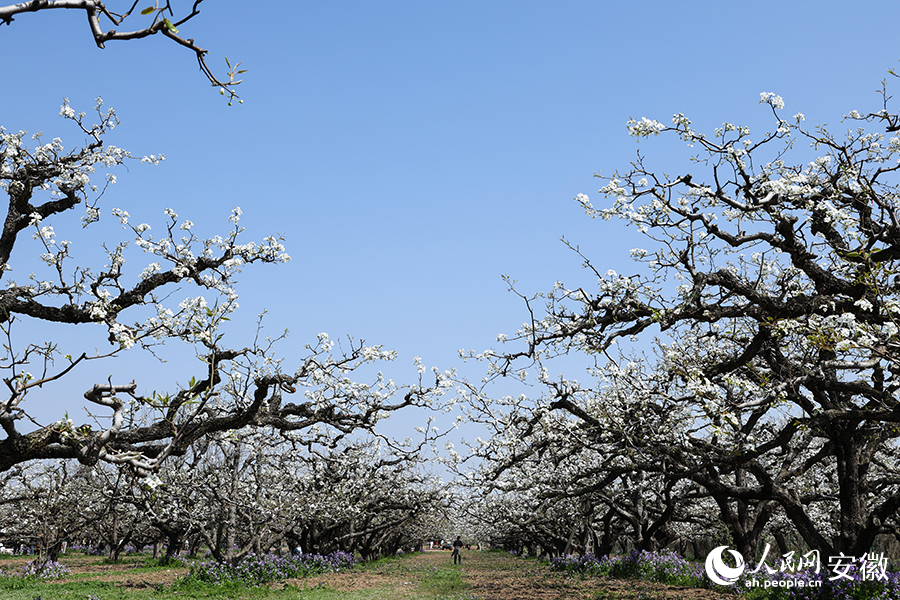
128, 431, 448, 564
482, 80, 900, 557
0, 460, 116, 561
459, 384, 719, 557
136, 444, 207, 561
181, 432, 292, 565
268, 437, 447, 560
0, 101, 445, 478
0, 420, 451, 565
0, 0, 245, 102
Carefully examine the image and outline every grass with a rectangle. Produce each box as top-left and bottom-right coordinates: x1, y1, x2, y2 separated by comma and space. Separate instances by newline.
0, 578, 349, 599
0, 550, 474, 600
416, 564, 469, 598
348, 551, 471, 599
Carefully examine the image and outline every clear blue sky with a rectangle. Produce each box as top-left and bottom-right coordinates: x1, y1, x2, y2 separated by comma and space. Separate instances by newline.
2, 1, 899, 445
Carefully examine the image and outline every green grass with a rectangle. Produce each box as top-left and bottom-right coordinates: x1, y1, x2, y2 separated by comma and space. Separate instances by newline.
417, 563, 468, 598
352, 552, 472, 599
0, 578, 346, 599
0, 551, 476, 600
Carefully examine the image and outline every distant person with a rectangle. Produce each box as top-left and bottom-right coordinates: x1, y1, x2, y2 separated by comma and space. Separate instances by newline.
452, 536, 464, 564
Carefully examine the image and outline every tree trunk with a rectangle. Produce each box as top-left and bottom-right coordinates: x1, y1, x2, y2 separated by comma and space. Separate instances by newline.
833, 423, 871, 555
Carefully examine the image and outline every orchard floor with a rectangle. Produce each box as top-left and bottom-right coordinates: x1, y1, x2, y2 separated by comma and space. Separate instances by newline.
309, 550, 729, 600
0, 549, 732, 599
304, 549, 730, 600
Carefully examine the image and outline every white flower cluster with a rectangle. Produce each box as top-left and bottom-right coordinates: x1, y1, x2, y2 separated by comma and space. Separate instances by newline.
626, 117, 666, 137
759, 92, 785, 110
316, 332, 334, 352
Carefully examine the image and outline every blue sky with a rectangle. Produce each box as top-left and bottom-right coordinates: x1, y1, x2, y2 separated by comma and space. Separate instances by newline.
2, 1, 900, 448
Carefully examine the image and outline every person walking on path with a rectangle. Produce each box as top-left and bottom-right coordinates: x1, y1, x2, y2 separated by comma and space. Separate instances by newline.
452, 536, 464, 564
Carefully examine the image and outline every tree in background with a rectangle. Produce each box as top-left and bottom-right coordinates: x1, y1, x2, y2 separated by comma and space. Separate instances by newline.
0, 432, 450, 564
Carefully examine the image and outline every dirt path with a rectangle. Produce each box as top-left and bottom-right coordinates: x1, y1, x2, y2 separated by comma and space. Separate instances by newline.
298, 550, 729, 600
449, 550, 725, 600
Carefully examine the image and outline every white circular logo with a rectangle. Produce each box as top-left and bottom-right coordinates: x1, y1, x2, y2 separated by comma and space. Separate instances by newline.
705, 546, 745, 585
